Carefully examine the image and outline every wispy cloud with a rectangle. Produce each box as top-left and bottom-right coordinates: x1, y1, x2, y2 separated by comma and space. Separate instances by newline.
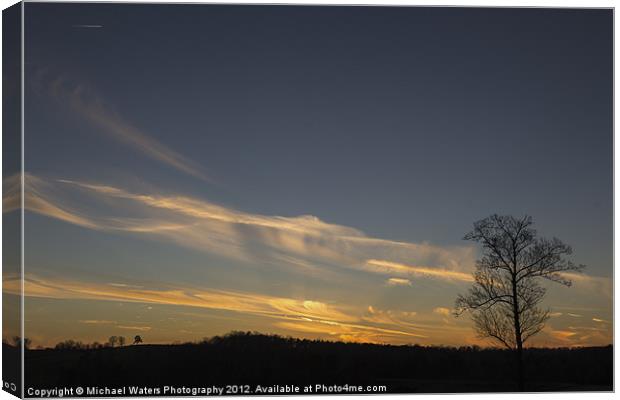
275, 319, 426, 344
108, 283, 144, 289
362, 307, 420, 328
365, 260, 474, 282
277, 304, 444, 344
8, 272, 609, 347
6, 274, 435, 343
433, 307, 452, 316
31, 71, 211, 182
386, 278, 412, 286
547, 329, 578, 341
543, 324, 611, 348
117, 325, 151, 331
6, 274, 359, 325
9, 173, 611, 347
79, 320, 117, 325
12, 173, 476, 285
558, 272, 612, 300
2, 174, 21, 213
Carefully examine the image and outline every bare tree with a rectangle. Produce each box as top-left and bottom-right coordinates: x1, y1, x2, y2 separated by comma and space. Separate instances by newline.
12, 336, 32, 350
133, 335, 143, 345
118, 336, 126, 347
108, 336, 118, 347
55, 340, 85, 350
454, 214, 584, 391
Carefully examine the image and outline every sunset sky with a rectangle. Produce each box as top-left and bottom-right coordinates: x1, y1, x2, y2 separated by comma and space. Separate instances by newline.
4, 4, 612, 348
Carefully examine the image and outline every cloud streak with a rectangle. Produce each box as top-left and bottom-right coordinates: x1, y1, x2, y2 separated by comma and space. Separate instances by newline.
386, 278, 412, 287
117, 325, 151, 331
6, 272, 610, 347
557, 272, 612, 300
8, 174, 610, 347
5, 274, 358, 325
12, 173, 476, 285
79, 320, 117, 325
32, 71, 211, 182
6, 274, 434, 343
365, 259, 474, 282
433, 307, 452, 316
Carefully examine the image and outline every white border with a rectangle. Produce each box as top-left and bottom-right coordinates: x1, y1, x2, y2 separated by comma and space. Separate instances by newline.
0, 2, 616, 400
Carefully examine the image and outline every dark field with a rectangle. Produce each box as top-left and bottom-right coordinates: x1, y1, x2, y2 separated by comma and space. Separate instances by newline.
14, 332, 614, 395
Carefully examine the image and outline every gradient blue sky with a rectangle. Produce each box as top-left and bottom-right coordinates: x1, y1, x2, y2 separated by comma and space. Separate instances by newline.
5, 4, 612, 347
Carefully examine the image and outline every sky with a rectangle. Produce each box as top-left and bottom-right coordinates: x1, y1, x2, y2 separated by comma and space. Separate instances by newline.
3, 4, 612, 348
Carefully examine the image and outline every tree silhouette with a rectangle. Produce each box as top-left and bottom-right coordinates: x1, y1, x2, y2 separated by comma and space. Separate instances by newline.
455, 215, 584, 391
55, 340, 85, 350
21, 332, 612, 391
133, 335, 143, 345
108, 336, 118, 347
12, 336, 32, 350
118, 336, 126, 347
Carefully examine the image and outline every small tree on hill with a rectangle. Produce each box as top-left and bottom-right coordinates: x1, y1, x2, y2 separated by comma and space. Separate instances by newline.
12, 336, 32, 350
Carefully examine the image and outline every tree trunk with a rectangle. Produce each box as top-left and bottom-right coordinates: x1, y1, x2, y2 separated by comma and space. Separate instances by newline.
515, 338, 524, 391
511, 274, 525, 391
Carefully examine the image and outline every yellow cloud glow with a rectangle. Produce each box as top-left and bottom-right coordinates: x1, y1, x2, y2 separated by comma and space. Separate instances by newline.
433, 307, 452, 316
117, 325, 151, 331
5, 274, 357, 326
386, 278, 412, 286
79, 320, 117, 325
9, 174, 477, 285
5, 274, 441, 344
548, 329, 578, 341
366, 259, 474, 282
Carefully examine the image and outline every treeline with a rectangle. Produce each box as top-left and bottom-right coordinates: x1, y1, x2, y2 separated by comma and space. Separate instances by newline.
21, 331, 612, 393
54, 335, 143, 350
54, 339, 113, 350
2, 334, 146, 350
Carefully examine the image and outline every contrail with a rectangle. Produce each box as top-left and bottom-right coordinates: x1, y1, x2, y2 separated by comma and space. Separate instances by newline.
34, 71, 214, 183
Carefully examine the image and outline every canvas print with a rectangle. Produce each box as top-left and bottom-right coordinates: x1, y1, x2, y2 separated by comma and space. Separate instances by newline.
2, 2, 613, 397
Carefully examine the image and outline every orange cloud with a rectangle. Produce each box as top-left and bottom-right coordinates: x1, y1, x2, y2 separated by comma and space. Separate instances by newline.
5, 274, 357, 327
275, 318, 427, 345
548, 329, 578, 341
6, 274, 441, 345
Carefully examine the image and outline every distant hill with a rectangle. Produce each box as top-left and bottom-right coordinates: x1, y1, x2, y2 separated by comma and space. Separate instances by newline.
16, 332, 613, 394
